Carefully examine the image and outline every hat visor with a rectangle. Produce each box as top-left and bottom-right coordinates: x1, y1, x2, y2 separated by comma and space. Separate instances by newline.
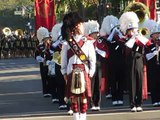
42, 37, 51, 41
150, 32, 160, 37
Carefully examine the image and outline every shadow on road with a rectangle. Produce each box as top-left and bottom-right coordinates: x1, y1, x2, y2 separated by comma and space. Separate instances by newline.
0, 58, 159, 119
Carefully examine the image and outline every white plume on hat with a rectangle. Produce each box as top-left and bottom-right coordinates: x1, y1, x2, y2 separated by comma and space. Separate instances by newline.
83, 22, 89, 36
37, 27, 50, 42
83, 20, 99, 36
100, 15, 119, 36
119, 12, 139, 34
142, 19, 159, 36
50, 23, 62, 42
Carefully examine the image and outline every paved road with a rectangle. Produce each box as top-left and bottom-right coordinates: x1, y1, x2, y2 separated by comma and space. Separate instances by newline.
0, 58, 159, 120
1, 110, 160, 120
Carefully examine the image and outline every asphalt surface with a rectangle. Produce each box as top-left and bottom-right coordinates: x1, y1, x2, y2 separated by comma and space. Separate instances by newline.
0, 57, 160, 120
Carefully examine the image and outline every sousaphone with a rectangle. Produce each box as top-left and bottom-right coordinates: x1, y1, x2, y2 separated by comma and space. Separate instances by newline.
139, 27, 149, 36
15, 29, 24, 37
2, 27, 12, 36
124, 2, 150, 23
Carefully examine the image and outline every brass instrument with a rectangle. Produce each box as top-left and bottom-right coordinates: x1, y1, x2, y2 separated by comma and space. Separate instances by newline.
52, 51, 61, 65
2, 27, 12, 36
124, 2, 150, 23
15, 29, 24, 37
139, 28, 149, 36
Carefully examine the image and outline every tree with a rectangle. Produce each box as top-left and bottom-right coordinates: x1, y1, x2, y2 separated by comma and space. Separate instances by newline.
0, 0, 33, 11
55, 0, 100, 21
0, 0, 34, 29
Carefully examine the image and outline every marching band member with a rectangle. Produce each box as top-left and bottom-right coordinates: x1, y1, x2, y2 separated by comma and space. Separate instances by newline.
2, 36, 10, 59
35, 27, 52, 98
96, 17, 110, 101
101, 15, 125, 106
24, 32, 32, 57
61, 12, 96, 120
9, 35, 16, 58
144, 19, 160, 107
119, 12, 151, 112
49, 23, 67, 110
84, 20, 101, 111
19, 35, 26, 58
15, 35, 21, 58
31, 32, 39, 57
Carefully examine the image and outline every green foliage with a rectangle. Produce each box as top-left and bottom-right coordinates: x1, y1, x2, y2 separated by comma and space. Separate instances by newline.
85, 4, 98, 20
55, 0, 100, 21
0, 0, 134, 29
0, 0, 33, 11
0, 0, 34, 29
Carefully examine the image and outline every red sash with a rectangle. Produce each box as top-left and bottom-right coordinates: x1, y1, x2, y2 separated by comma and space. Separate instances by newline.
67, 37, 88, 64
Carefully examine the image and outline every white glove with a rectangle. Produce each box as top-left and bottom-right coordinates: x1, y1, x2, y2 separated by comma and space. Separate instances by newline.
46, 60, 52, 65
36, 56, 44, 62
116, 28, 123, 38
64, 97, 68, 103
48, 61, 55, 75
153, 50, 158, 55
107, 28, 116, 42
52, 40, 61, 48
146, 53, 155, 61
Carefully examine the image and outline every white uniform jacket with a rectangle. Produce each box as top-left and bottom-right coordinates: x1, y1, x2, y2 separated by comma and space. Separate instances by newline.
61, 35, 96, 77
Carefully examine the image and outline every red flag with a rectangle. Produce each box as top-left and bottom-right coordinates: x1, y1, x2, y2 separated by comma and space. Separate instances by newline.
35, 0, 56, 31
149, 0, 156, 20
136, 0, 156, 20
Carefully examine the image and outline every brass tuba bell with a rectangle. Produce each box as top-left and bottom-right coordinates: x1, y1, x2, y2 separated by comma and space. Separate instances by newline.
2, 27, 12, 36
124, 2, 150, 23
15, 29, 24, 37
139, 28, 149, 36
